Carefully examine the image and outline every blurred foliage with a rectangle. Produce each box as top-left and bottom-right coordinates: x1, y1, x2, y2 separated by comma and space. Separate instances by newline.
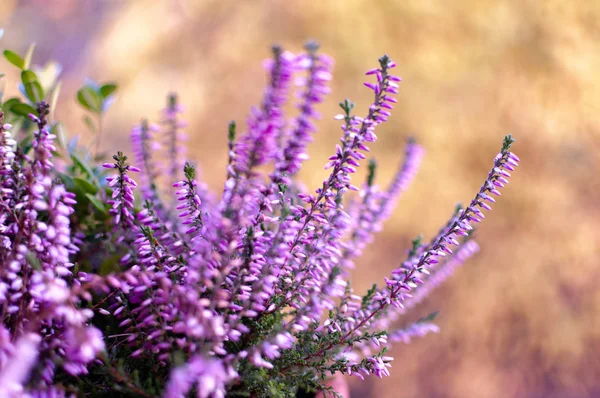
1, 0, 600, 397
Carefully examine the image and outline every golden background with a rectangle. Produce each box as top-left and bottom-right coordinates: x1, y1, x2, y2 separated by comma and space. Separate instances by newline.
2, 0, 600, 396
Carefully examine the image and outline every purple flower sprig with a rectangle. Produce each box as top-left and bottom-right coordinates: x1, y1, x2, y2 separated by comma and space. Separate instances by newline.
0, 42, 520, 397
173, 162, 205, 241
103, 151, 140, 227
271, 41, 333, 186
131, 120, 161, 202
336, 136, 518, 354
265, 55, 400, 315
272, 136, 517, 379
235, 45, 295, 180
341, 140, 424, 272
162, 93, 187, 185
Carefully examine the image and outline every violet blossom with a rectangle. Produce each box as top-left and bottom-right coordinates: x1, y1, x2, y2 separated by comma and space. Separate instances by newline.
0, 42, 519, 398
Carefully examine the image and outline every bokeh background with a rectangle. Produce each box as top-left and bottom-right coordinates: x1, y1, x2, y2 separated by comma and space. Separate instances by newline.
2, 0, 600, 396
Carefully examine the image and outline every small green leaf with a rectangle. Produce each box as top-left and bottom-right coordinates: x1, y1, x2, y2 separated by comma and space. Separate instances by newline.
417, 311, 440, 323
73, 177, 98, 195
228, 121, 236, 141
21, 70, 44, 104
83, 115, 97, 133
2, 97, 20, 111
71, 153, 95, 178
99, 83, 117, 99
85, 193, 107, 214
77, 86, 101, 113
21, 70, 38, 85
24, 81, 44, 103
10, 103, 36, 117
4, 50, 24, 69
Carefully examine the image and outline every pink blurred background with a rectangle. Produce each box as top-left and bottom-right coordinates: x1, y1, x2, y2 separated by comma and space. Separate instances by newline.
2, 1, 600, 396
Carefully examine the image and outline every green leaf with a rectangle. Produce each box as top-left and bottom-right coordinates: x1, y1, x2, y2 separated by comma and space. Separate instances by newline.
12, 104, 34, 117
3, 50, 24, 69
21, 69, 38, 85
71, 153, 95, 178
417, 311, 440, 323
10, 102, 36, 117
2, 97, 20, 112
99, 83, 117, 99
77, 86, 101, 113
82, 115, 97, 133
24, 81, 44, 103
21, 70, 44, 103
73, 177, 98, 195
85, 193, 107, 214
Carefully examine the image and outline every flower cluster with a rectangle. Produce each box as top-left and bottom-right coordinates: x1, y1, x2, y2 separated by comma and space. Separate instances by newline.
0, 103, 106, 397
0, 41, 518, 397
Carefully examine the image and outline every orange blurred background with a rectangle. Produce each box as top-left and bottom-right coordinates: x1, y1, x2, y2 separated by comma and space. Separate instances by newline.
2, 0, 600, 396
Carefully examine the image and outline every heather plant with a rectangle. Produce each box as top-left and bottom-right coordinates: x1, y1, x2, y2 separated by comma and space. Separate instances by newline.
0, 41, 518, 398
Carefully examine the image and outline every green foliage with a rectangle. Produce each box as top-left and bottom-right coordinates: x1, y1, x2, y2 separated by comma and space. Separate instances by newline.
77, 80, 118, 114
502, 134, 515, 153
228, 120, 237, 141
100, 83, 117, 99
21, 69, 44, 103
77, 86, 102, 113
367, 158, 377, 187
339, 98, 354, 118
183, 161, 196, 180
9, 101, 36, 117
3, 50, 24, 69
417, 310, 439, 323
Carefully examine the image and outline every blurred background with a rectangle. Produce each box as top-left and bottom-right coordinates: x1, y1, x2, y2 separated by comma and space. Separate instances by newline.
1, 0, 599, 396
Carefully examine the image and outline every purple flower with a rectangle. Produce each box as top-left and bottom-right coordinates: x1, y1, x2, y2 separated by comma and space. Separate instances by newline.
0, 332, 41, 395
165, 356, 236, 398
0, 47, 519, 396
271, 42, 333, 186
104, 152, 139, 227
162, 93, 188, 184
235, 46, 295, 179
